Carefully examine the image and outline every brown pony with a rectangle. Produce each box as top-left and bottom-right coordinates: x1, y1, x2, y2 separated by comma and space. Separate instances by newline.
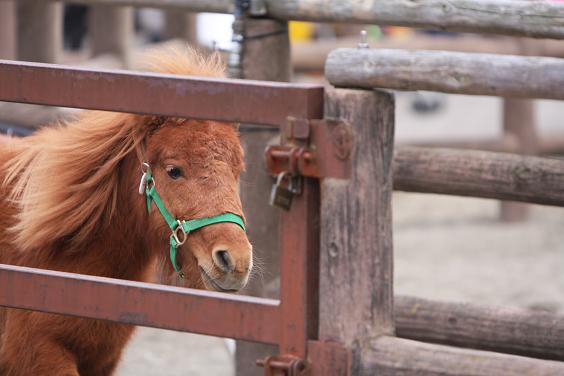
0, 49, 253, 375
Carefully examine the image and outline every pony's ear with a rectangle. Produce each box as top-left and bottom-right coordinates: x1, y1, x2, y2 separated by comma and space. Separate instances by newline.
146, 115, 167, 133
232, 123, 240, 131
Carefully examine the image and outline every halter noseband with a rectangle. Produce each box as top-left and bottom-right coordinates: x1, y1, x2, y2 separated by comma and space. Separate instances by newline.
140, 163, 246, 279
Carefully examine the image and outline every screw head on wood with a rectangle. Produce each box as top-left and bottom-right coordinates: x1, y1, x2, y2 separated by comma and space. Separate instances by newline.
357, 30, 369, 49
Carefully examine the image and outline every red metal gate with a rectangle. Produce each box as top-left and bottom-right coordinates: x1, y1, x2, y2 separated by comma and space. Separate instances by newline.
0, 59, 347, 375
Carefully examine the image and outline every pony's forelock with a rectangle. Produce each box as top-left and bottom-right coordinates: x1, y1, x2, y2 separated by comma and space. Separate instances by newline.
3, 48, 225, 252
142, 45, 225, 78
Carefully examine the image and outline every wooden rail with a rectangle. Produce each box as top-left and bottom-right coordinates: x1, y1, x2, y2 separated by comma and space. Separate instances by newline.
326, 49, 564, 100
49, 0, 564, 39
363, 336, 564, 375
395, 296, 564, 361
293, 35, 564, 72
393, 147, 564, 207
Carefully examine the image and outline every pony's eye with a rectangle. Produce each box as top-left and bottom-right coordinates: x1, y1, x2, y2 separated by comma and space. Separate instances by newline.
166, 165, 183, 180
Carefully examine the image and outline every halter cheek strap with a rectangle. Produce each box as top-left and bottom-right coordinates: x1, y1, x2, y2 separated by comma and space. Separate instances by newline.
142, 167, 246, 278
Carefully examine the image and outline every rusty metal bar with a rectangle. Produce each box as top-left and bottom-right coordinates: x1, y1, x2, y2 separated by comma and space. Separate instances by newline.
0, 264, 280, 344
279, 177, 320, 358
0, 60, 324, 126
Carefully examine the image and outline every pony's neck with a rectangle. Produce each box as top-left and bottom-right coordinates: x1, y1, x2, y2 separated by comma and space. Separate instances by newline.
94, 151, 156, 281
50, 151, 156, 282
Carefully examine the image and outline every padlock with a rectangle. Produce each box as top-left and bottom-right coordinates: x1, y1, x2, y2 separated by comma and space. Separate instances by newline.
269, 172, 294, 210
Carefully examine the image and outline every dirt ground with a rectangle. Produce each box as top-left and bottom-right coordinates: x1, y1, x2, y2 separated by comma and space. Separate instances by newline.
117, 94, 564, 375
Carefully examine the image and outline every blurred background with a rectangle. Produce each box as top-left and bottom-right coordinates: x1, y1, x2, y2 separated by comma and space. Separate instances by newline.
1, 3, 564, 375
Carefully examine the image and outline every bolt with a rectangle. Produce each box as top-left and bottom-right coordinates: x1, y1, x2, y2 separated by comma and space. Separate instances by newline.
357, 30, 369, 49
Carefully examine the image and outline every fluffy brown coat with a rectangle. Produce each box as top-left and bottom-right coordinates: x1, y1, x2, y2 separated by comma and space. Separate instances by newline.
0, 49, 251, 375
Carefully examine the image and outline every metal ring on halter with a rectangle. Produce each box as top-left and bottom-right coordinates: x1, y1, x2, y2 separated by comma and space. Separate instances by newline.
141, 162, 150, 173
146, 177, 156, 190
172, 221, 187, 245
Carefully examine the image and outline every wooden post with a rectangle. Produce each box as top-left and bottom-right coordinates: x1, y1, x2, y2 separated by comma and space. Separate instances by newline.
164, 11, 198, 45
17, 0, 62, 63
321, 88, 395, 368
0, 1, 16, 60
233, 17, 291, 376
500, 98, 538, 221
90, 5, 133, 67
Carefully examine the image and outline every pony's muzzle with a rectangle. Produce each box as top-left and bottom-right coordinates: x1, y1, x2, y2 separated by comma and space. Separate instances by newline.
201, 243, 252, 292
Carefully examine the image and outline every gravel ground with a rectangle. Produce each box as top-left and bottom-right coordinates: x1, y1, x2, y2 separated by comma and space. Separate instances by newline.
117, 94, 564, 375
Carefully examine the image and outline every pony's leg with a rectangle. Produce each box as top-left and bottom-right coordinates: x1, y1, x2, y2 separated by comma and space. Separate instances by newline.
0, 330, 79, 376
80, 356, 122, 376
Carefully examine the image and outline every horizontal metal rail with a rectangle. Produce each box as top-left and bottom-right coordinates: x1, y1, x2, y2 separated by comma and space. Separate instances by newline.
0, 264, 281, 344
395, 296, 564, 362
393, 146, 564, 207
50, 0, 564, 39
0, 60, 324, 126
326, 49, 564, 100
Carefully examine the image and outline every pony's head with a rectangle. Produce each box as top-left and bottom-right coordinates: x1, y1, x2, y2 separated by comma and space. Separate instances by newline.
144, 116, 252, 291
4, 48, 253, 292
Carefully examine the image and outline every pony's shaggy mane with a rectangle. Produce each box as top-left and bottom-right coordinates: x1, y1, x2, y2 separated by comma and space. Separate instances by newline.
3, 47, 225, 252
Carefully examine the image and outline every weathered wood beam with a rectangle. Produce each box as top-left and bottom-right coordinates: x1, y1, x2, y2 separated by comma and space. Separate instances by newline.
499, 98, 537, 222
293, 34, 564, 72
326, 48, 564, 100
17, 0, 62, 63
51, 0, 564, 39
0, 1, 16, 60
362, 336, 564, 375
90, 5, 133, 67
164, 11, 198, 45
405, 135, 564, 155
395, 296, 564, 361
320, 88, 395, 369
393, 146, 564, 207
268, 0, 564, 39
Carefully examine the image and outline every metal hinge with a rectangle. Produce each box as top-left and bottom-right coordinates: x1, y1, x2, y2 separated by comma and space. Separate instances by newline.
265, 117, 353, 179
256, 354, 309, 376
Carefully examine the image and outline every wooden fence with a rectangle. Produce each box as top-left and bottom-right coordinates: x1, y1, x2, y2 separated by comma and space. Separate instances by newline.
323, 35, 564, 374
1, 1, 564, 375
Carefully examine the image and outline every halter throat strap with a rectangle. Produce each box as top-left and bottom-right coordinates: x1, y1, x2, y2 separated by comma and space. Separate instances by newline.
142, 168, 246, 277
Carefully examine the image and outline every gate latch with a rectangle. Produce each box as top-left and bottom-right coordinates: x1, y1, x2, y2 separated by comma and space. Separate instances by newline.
265, 117, 353, 179
256, 354, 309, 376
265, 117, 352, 210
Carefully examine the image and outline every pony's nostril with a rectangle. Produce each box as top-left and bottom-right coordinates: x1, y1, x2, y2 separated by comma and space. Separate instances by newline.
214, 250, 234, 272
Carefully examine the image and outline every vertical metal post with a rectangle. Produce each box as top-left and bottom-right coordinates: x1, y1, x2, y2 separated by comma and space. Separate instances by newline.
279, 178, 320, 357
232, 11, 292, 376
90, 5, 133, 67
17, 0, 62, 63
0, 1, 16, 60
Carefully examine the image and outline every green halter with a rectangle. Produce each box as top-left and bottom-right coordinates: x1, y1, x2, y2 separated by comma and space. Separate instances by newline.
141, 166, 246, 278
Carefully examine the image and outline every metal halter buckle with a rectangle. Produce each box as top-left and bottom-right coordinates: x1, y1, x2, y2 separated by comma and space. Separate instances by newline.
172, 220, 187, 246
